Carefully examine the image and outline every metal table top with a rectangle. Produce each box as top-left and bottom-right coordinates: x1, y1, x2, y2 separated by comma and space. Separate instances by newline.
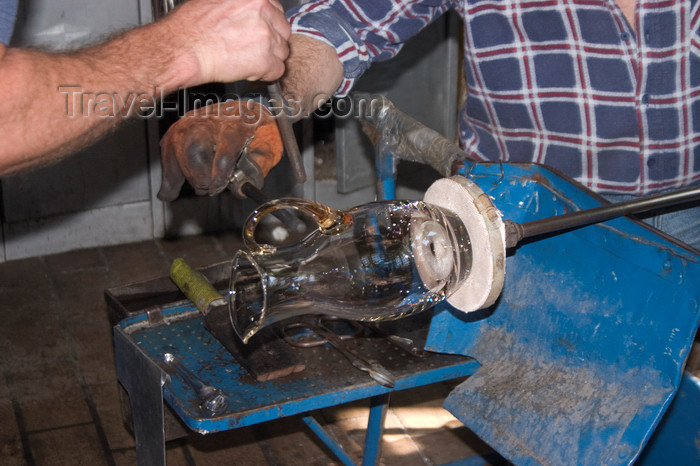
116, 303, 479, 434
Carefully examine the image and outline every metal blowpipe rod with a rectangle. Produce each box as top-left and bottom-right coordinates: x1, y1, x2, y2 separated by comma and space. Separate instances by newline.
505, 185, 700, 248
267, 81, 307, 184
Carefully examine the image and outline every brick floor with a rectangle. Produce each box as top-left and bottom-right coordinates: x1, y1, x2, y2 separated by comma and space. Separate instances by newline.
0, 234, 504, 465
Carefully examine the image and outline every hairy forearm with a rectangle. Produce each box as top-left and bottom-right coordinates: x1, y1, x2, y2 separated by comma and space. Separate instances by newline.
281, 34, 344, 120
0, 20, 197, 175
0, 0, 290, 176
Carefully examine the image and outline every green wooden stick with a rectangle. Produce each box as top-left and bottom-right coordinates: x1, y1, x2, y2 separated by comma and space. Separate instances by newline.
169, 258, 226, 314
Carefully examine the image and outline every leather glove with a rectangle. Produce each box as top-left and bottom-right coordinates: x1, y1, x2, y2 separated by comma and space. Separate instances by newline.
157, 100, 283, 202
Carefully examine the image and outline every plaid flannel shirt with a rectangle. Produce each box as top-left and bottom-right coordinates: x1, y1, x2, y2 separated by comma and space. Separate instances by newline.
289, 0, 700, 195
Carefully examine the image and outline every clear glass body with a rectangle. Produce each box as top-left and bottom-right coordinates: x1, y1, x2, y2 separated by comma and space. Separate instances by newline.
229, 199, 472, 343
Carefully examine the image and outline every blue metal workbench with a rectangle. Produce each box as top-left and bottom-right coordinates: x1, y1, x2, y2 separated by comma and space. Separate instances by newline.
114, 93, 700, 464
113, 301, 480, 465
113, 160, 700, 465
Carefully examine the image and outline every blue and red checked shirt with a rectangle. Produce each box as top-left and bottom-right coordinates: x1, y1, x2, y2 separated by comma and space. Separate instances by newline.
289, 0, 700, 195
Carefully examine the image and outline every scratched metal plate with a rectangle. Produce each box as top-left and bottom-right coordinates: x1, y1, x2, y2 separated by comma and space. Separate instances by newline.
119, 306, 478, 434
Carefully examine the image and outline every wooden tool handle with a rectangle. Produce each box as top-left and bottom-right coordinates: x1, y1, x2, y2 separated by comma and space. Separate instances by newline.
169, 258, 226, 314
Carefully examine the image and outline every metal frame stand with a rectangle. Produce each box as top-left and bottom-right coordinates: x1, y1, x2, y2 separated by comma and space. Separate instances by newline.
113, 306, 479, 466
114, 329, 167, 466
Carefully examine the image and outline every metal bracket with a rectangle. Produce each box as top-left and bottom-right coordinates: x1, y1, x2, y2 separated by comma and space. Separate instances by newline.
114, 326, 167, 466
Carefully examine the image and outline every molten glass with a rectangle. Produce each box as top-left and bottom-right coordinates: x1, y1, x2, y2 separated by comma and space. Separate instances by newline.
229, 198, 472, 343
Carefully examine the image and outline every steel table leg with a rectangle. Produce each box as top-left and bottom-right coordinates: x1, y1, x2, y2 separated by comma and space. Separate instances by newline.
302, 414, 355, 466
114, 327, 167, 466
362, 393, 390, 466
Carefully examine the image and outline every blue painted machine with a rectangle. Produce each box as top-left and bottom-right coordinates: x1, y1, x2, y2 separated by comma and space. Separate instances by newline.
364, 94, 700, 464
426, 162, 700, 464
111, 95, 700, 465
